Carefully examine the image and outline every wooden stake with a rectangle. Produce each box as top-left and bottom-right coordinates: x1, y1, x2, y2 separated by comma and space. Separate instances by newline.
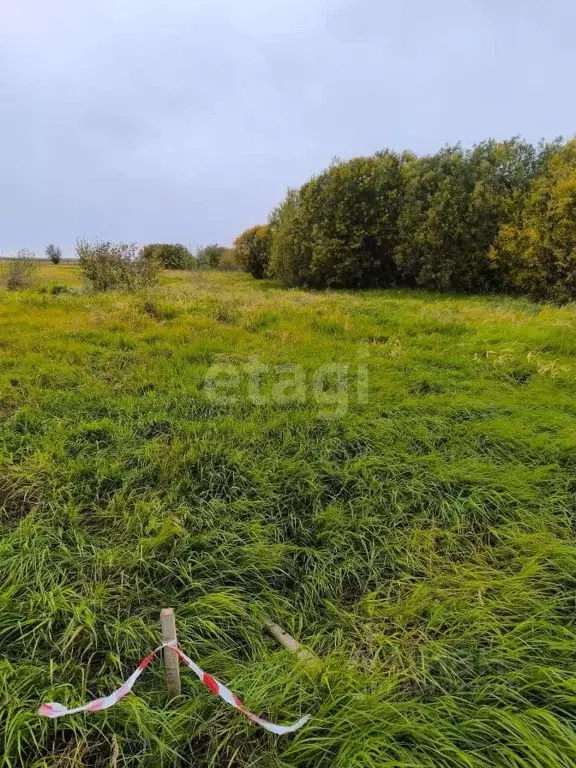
264, 620, 303, 653
263, 617, 318, 666
160, 608, 181, 700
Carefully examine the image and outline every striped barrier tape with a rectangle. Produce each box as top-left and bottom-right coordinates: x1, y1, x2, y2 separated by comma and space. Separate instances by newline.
38, 642, 310, 735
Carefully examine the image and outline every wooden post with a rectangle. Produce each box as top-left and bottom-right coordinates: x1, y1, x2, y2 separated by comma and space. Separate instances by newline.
160, 608, 181, 700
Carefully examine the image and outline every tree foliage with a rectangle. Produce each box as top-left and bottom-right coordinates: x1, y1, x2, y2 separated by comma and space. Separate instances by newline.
78, 240, 160, 291
2, 249, 39, 290
268, 192, 305, 287
234, 225, 271, 279
196, 243, 225, 269
140, 243, 194, 270
269, 153, 405, 288
394, 139, 548, 292
490, 140, 576, 301
257, 137, 575, 301
215, 247, 241, 271
45, 243, 62, 264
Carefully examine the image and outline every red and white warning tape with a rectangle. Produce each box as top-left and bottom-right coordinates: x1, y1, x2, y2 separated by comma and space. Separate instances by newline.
38, 642, 310, 735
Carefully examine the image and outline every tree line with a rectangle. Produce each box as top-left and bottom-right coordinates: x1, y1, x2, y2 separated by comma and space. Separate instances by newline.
41, 242, 239, 271
2, 241, 241, 292
234, 137, 576, 302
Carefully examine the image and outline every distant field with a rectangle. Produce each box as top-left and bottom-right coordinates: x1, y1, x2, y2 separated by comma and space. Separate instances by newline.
2, 267, 576, 767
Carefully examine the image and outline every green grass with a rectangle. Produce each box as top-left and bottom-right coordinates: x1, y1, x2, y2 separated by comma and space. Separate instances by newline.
2, 265, 576, 767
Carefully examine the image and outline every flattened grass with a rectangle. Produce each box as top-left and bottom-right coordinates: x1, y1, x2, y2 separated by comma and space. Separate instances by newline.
1, 266, 576, 766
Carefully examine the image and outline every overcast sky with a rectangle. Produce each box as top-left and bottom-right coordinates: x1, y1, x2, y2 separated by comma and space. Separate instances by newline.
1, 0, 574, 256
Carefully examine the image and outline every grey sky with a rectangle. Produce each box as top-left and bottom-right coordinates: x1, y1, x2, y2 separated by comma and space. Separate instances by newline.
1, 0, 574, 256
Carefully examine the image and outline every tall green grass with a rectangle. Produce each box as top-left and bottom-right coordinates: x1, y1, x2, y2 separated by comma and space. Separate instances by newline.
1, 266, 576, 766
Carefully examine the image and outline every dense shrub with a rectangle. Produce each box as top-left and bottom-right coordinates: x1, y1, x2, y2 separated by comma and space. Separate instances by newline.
268, 190, 311, 287
269, 153, 405, 288
2, 249, 39, 290
45, 243, 62, 264
140, 243, 194, 270
196, 243, 225, 269
78, 240, 160, 291
393, 139, 548, 292
234, 225, 271, 279
490, 140, 576, 301
262, 137, 575, 299
216, 247, 241, 271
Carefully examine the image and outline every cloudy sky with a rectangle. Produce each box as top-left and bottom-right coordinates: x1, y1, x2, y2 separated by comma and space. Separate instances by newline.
0, 0, 574, 255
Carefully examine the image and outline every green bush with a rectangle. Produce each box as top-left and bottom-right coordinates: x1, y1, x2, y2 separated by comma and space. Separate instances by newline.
490, 140, 576, 301
78, 240, 160, 291
45, 243, 62, 264
216, 247, 241, 271
252, 136, 576, 300
234, 225, 271, 279
140, 243, 194, 270
196, 243, 225, 269
394, 139, 546, 293
269, 153, 405, 288
49, 284, 71, 295
268, 190, 309, 286
2, 249, 39, 290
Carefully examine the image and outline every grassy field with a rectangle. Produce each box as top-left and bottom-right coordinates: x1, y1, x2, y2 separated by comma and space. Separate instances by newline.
2, 265, 576, 767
